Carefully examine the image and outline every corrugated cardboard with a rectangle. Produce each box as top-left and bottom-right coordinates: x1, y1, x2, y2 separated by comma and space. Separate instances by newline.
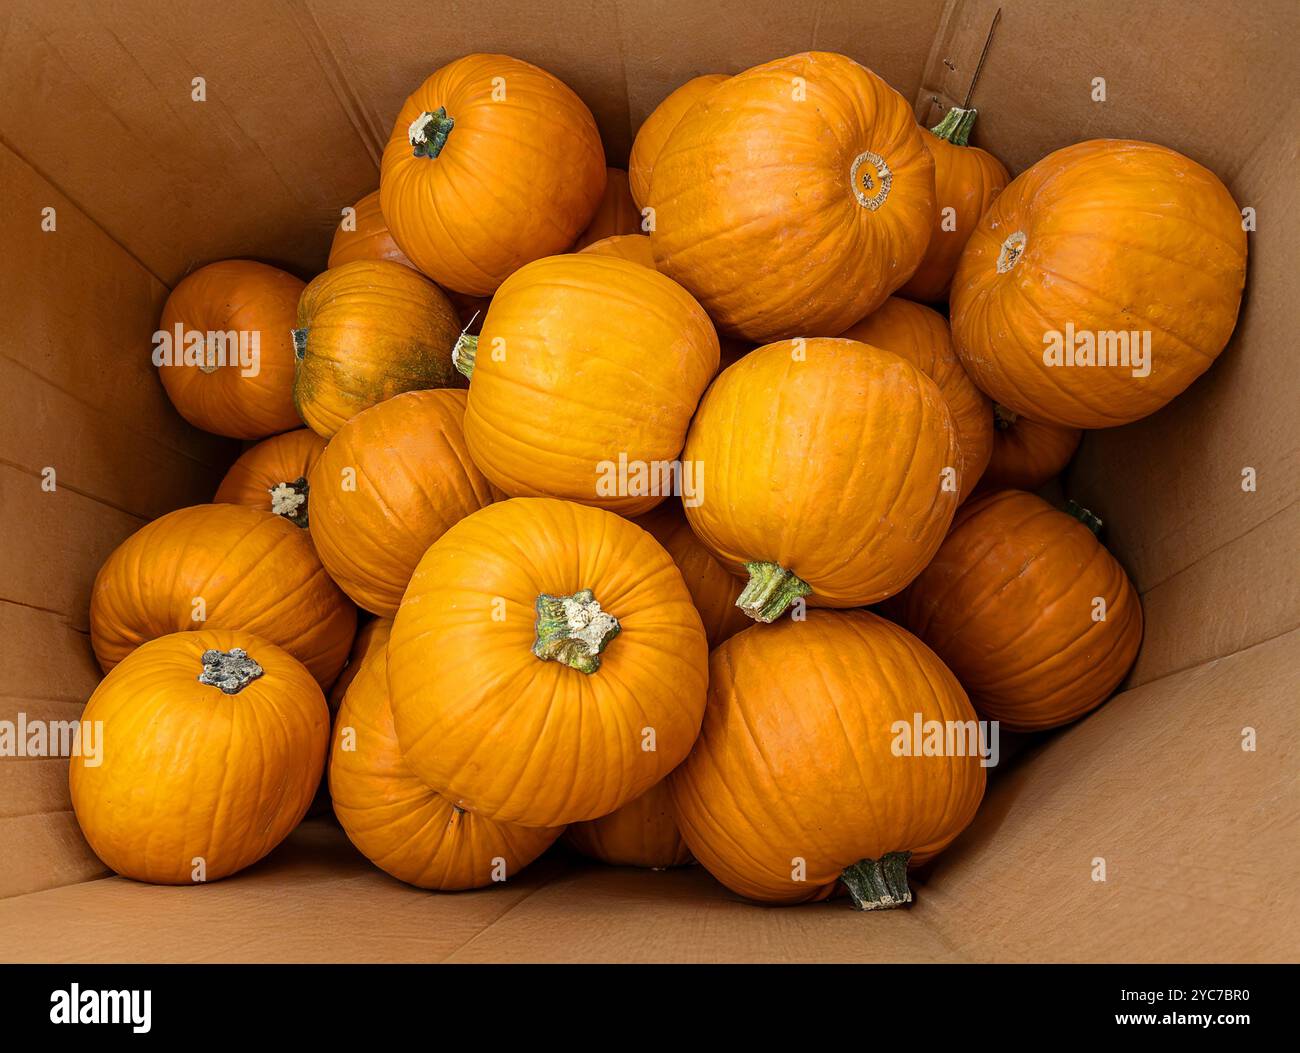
0, 0, 1295, 961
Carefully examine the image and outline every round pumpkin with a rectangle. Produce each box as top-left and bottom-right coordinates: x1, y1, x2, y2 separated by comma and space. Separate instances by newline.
330, 621, 562, 889
899, 489, 1143, 731
308, 389, 498, 616
328, 189, 414, 270
213, 428, 326, 528
633, 500, 749, 649
950, 139, 1247, 428
70, 629, 328, 884
573, 167, 642, 250
900, 108, 1010, 303
387, 498, 708, 828
89, 503, 356, 687
326, 616, 390, 719
649, 52, 934, 341
157, 260, 304, 439
628, 73, 728, 208
978, 405, 1082, 492
458, 254, 718, 515
293, 259, 462, 439
577, 233, 655, 268
565, 780, 692, 869
683, 338, 959, 621
379, 53, 606, 296
670, 610, 986, 906
838, 297, 992, 501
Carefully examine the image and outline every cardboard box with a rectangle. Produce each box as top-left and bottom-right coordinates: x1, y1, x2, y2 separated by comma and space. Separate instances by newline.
1, 0, 1295, 962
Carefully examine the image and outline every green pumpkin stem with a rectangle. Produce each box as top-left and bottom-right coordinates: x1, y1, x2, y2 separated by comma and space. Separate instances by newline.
736, 561, 811, 623
841, 851, 913, 911
268, 477, 310, 529
453, 332, 478, 379
409, 108, 455, 159
198, 648, 263, 694
993, 403, 1018, 430
1065, 500, 1104, 536
930, 106, 979, 146
532, 589, 620, 674
292, 327, 308, 362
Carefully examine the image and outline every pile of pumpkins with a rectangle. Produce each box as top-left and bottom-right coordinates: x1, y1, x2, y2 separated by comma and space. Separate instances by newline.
70, 51, 1246, 909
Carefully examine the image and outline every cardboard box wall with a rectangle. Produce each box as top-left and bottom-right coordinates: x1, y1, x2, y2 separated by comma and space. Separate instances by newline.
1, 0, 1296, 962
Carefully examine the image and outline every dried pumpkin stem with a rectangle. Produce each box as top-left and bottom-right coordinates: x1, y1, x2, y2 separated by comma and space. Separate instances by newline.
533, 588, 620, 674
292, 327, 308, 362
409, 107, 455, 159
930, 105, 979, 146
1065, 499, 1103, 536
841, 851, 913, 911
268, 476, 310, 529
736, 561, 811, 623
197, 648, 263, 694
453, 333, 478, 379
993, 402, 1018, 430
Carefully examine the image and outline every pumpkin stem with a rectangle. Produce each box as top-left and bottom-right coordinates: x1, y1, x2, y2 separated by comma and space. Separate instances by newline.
453, 333, 478, 379
930, 106, 979, 147
292, 328, 308, 362
532, 588, 620, 674
993, 403, 1018, 430
1065, 499, 1103, 536
736, 561, 811, 623
268, 477, 310, 529
841, 851, 913, 911
409, 108, 455, 159
197, 648, 264, 694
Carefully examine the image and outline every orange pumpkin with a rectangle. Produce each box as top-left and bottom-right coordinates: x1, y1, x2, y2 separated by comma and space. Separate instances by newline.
950, 139, 1247, 428
565, 780, 692, 869
326, 616, 390, 719
683, 338, 959, 621
90, 503, 356, 687
213, 428, 326, 528
900, 489, 1143, 731
157, 260, 304, 439
458, 254, 718, 515
379, 53, 606, 296
978, 405, 1082, 492
628, 73, 728, 207
900, 108, 1010, 302
308, 389, 498, 616
293, 260, 462, 439
387, 498, 708, 828
649, 52, 934, 341
838, 297, 992, 500
330, 621, 562, 889
633, 501, 749, 649
670, 610, 986, 906
328, 189, 414, 270
573, 168, 642, 250
70, 630, 328, 884
577, 233, 655, 268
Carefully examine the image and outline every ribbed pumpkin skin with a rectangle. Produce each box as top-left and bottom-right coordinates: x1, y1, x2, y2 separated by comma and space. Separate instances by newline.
89, 504, 356, 688
565, 780, 692, 868
293, 259, 462, 439
950, 139, 1247, 428
978, 409, 1082, 492
464, 254, 719, 514
213, 428, 326, 520
628, 73, 727, 207
70, 630, 328, 884
900, 129, 1009, 302
900, 490, 1143, 731
633, 501, 749, 649
158, 260, 304, 439
327, 190, 414, 270
573, 168, 642, 249
308, 389, 498, 616
578, 234, 656, 268
839, 297, 992, 500
330, 622, 562, 889
388, 498, 709, 828
380, 53, 606, 296
670, 610, 986, 904
326, 616, 391, 718
649, 52, 934, 341
683, 338, 959, 607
